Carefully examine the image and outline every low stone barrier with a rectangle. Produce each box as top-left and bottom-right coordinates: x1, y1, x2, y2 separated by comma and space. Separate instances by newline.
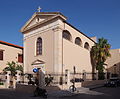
81, 80, 105, 87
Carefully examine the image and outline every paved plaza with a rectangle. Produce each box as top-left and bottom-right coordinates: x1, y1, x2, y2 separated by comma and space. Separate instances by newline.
62, 87, 120, 99
0, 87, 120, 99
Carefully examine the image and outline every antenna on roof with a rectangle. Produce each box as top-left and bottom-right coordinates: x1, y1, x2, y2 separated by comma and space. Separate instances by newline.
37, 6, 41, 12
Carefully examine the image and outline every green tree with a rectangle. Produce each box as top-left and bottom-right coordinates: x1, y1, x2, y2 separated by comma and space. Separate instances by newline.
16, 64, 23, 73
3, 61, 23, 76
91, 38, 111, 80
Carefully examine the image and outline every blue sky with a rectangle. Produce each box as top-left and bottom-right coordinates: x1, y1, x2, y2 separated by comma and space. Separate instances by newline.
0, 0, 120, 49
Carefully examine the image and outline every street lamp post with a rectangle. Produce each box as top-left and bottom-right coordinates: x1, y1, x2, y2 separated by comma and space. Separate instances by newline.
114, 64, 117, 74
72, 66, 76, 92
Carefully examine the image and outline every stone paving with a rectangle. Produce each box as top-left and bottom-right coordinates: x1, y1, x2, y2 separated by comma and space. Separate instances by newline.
0, 86, 104, 99
48, 87, 103, 98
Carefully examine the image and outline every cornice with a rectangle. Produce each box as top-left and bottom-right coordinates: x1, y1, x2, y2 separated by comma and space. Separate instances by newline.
23, 21, 61, 40
52, 26, 63, 32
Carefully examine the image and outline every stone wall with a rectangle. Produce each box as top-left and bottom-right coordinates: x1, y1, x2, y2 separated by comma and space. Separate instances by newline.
81, 80, 105, 87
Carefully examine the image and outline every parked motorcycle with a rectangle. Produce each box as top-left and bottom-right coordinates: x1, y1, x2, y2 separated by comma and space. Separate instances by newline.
104, 77, 120, 87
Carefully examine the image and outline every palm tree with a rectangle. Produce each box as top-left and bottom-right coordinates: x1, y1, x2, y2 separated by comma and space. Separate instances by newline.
3, 61, 23, 76
3, 61, 23, 87
16, 64, 23, 73
91, 38, 111, 80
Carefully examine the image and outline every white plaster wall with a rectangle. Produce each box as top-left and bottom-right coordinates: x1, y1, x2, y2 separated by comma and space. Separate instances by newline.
0, 44, 23, 72
63, 39, 92, 73
61, 23, 95, 73
23, 29, 54, 74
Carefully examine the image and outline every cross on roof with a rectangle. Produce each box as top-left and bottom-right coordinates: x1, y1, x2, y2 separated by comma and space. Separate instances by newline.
37, 6, 41, 12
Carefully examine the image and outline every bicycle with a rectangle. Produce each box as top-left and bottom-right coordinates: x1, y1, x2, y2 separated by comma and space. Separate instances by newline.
69, 82, 76, 92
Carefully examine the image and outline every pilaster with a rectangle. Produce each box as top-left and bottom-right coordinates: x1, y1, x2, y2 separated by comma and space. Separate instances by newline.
53, 27, 63, 74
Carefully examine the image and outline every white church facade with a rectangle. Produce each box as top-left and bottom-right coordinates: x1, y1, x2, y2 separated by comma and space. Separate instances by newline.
20, 11, 96, 78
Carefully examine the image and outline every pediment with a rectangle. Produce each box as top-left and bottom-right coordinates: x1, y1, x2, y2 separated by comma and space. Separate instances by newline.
20, 12, 67, 33
31, 59, 45, 65
27, 15, 53, 28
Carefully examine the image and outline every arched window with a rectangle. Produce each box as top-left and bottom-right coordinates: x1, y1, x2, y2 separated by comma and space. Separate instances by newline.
36, 37, 42, 55
84, 42, 90, 50
63, 30, 72, 41
75, 37, 82, 46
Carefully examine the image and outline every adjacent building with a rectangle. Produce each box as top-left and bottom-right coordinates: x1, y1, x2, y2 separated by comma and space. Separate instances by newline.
20, 11, 96, 78
106, 49, 120, 78
0, 41, 23, 73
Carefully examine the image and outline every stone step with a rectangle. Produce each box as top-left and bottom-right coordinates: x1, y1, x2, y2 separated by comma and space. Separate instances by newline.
76, 87, 89, 91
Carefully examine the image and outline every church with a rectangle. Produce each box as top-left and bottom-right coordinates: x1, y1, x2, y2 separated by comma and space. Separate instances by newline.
20, 9, 96, 80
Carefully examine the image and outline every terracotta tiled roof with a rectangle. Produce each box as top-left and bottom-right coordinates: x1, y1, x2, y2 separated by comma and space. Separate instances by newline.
0, 40, 23, 49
